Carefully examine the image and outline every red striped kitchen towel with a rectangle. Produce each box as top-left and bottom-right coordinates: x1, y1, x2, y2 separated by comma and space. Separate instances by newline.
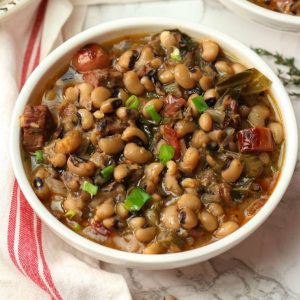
0, 1, 131, 299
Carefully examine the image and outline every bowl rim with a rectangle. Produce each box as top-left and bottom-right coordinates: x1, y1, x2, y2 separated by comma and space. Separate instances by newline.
10, 17, 298, 267
221, 0, 300, 26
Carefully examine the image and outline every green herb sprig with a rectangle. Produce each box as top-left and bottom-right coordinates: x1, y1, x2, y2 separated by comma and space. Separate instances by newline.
253, 48, 300, 97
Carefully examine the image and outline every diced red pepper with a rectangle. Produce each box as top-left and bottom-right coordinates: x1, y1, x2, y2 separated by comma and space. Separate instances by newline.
163, 95, 186, 117
72, 44, 110, 73
237, 127, 274, 153
163, 125, 181, 159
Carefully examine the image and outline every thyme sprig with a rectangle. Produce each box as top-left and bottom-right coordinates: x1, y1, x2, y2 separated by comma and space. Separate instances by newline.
253, 48, 300, 98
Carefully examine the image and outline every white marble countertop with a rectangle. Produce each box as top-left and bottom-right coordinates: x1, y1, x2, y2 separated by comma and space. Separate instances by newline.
84, 1, 300, 299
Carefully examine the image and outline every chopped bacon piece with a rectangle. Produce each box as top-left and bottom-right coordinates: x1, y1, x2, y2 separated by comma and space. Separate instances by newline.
72, 44, 110, 73
237, 127, 274, 153
21, 105, 55, 152
163, 94, 186, 117
83, 69, 122, 88
163, 125, 181, 159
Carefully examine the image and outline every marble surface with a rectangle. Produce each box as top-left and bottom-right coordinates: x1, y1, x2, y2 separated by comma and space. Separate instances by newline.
84, 1, 300, 299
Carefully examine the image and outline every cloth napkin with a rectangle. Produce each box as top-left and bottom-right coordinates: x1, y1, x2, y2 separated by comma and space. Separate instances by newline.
0, 0, 142, 299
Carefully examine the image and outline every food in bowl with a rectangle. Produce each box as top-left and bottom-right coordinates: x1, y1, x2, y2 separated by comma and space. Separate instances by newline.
249, 0, 300, 15
20, 29, 284, 254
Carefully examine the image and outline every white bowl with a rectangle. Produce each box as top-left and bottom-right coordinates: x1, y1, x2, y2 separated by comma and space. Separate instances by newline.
10, 18, 298, 269
219, 0, 300, 32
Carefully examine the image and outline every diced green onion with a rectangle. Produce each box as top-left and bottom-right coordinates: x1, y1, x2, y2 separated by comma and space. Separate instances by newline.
82, 181, 98, 196
145, 104, 161, 123
170, 47, 182, 62
72, 222, 81, 231
192, 96, 208, 113
159, 144, 175, 164
64, 210, 77, 219
35, 150, 44, 163
125, 95, 140, 109
101, 165, 114, 181
124, 187, 151, 212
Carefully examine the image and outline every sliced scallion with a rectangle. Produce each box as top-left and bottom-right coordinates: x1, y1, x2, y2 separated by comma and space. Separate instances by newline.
170, 47, 182, 62
35, 150, 44, 163
145, 104, 161, 123
125, 95, 140, 109
124, 187, 151, 212
101, 165, 114, 181
82, 181, 98, 196
72, 222, 81, 231
192, 96, 208, 113
159, 144, 175, 164
64, 210, 77, 219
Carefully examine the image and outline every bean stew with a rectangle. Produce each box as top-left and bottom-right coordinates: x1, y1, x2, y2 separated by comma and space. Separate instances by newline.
20, 30, 284, 254
249, 0, 300, 15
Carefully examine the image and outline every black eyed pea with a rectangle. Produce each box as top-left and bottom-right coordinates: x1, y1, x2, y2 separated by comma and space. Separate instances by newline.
123, 143, 152, 164
91, 87, 111, 108
206, 154, 217, 168
221, 159, 243, 183
191, 130, 210, 148
33, 177, 50, 201
190, 67, 202, 81
160, 30, 177, 49
174, 64, 195, 89
117, 88, 129, 102
268, 122, 284, 144
122, 126, 148, 144
179, 147, 200, 174
201, 40, 219, 62
208, 130, 223, 143
198, 211, 218, 232
116, 202, 129, 219
161, 205, 180, 230
64, 195, 84, 212
179, 207, 198, 229
55, 129, 82, 154
135, 46, 154, 69
98, 134, 125, 155
181, 178, 198, 189
48, 153, 67, 168
123, 71, 144, 95
100, 98, 122, 113
118, 50, 135, 70
199, 112, 213, 132
143, 242, 164, 254
165, 161, 183, 196
187, 93, 200, 117
207, 203, 224, 217
232, 62, 247, 74
199, 75, 213, 91
64, 86, 79, 102
177, 193, 201, 211
215, 60, 234, 75
145, 162, 165, 184
93, 110, 105, 119
113, 164, 130, 182
77, 109, 94, 130
158, 69, 174, 84
143, 98, 164, 119
141, 76, 155, 91
77, 83, 94, 109
204, 88, 218, 100
150, 57, 163, 69
174, 120, 196, 138
116, 107, 138, 121
129, 217, 146, 230
67, 155, 95, 177
248, 105, 270, 127
95, 201, 115, 221
103, 217, 115, 229
135, 227, 157, 243
214, 221, 239, 238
